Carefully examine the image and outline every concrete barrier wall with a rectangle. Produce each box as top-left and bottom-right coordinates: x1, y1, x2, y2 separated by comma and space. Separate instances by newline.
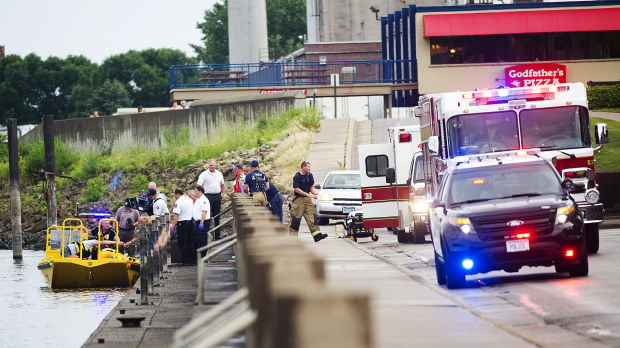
20, 92, 305, 153
232, 194, 372, 348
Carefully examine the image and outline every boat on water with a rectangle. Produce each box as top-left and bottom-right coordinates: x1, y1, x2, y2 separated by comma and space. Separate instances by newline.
37, 215, 140, 289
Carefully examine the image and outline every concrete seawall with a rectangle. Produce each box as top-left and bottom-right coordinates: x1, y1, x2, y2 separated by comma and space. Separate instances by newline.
20, 92, 305, 154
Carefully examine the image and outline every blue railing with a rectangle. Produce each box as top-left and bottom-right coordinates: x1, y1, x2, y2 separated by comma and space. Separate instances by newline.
169, 60, 417, 89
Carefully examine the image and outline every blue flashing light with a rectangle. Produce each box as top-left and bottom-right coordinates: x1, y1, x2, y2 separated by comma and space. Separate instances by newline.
461, 258, 474, 270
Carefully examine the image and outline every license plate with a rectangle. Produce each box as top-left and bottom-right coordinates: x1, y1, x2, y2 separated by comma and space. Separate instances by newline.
506, 239, 530, 253
342, 206, 355, 213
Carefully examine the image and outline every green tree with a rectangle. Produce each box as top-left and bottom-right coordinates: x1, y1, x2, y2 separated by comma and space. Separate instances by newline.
193, 0, 306, 63
92, 79, 131, 115
266, 0, 307, 59
192, 0, 229, 64
98, 49, 196, 108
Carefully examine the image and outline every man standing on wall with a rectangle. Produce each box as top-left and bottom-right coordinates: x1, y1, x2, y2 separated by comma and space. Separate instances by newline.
290, 160, 327, 242
197, 160, 225, 240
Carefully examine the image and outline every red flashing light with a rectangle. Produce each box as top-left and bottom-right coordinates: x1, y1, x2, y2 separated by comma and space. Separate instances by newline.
564, 171, 576, 178
399, 133, 411, 143
462, 92, 474, 99
516, 232, 531, 239
516, 150, 528, 156
564, 249, 575, 258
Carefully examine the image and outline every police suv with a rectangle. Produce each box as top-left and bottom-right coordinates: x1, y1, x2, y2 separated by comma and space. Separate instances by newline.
429, 151, 588, 289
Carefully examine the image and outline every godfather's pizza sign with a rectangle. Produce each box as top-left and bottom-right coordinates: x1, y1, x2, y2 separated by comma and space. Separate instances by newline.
505, 63, 566, 87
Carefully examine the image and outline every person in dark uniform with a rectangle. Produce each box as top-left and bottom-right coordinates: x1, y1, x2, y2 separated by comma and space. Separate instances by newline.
266, 182, 284, 223
89, 219, 116, 241
244, 160, 270, 207
290, 160, 327, 242
170, 188, 196, 265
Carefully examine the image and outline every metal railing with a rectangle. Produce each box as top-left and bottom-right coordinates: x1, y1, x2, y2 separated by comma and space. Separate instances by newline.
169, 59, 417, 89
195, 218, 235, 305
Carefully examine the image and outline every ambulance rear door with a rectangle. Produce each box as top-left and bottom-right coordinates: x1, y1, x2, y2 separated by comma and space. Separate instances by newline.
358, 143, 399, 230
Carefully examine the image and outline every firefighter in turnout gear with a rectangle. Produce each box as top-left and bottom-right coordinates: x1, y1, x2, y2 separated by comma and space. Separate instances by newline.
244, 159, 270, 207
290, 160, 327, 242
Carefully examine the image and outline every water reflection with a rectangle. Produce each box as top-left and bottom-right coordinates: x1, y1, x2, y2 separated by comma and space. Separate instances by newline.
0, 250, 127, 348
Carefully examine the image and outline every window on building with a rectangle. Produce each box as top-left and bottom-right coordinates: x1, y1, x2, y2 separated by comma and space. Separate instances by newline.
430, 31, 620, 65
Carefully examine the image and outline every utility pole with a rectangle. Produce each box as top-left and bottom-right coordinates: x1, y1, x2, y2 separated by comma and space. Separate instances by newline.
8, 119, 22, 259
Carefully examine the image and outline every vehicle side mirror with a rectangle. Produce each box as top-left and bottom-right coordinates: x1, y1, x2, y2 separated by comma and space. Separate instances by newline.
562, 179, 586, 194
386, 168, 396, 184
314, 184, 321, 190
595, 123, 608, 145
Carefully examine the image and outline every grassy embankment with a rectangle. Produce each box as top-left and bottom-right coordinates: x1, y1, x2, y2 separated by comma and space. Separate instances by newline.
0, 107, 321, 211
590, 115, 620, 170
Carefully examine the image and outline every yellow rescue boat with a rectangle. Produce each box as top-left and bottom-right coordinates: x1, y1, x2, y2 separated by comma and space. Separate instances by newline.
37, 217, 140, 289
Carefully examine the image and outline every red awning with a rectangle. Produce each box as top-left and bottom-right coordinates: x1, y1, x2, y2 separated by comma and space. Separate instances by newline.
423, 7, 620, 37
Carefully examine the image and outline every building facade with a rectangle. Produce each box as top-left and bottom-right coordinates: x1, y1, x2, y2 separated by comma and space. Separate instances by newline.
383, 1, 620, 105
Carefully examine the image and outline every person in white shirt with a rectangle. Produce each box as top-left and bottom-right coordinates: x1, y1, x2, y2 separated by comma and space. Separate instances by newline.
170, 188, 196, 265
197, 160, 226, 239
190, 185, 211, 250
148, 182, 167, 202
147, 188, 169, 216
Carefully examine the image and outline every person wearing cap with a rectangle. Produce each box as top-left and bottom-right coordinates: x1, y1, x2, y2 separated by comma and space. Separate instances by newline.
170, 188, 196, 265
148, 181, 167, 202
290, 160, 327, 242
115, 199, 140, 255
197, 159, 225, 239
244, 159, 270, 208
148, 188, 169, 216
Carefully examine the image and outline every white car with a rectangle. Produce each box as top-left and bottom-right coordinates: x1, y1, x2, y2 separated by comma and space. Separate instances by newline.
314, 170, 362, 225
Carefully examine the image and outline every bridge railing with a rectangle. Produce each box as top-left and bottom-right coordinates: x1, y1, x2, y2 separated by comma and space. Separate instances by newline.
169, 59, 417, 89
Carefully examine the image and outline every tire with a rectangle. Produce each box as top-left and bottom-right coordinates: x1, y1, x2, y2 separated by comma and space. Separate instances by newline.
412, 223, 427, 244
371, 233, 379, 241
317, 217, 330, 225
397, 229, 413, 243
585, 224, 599, 254
444, 250, 466, 289
434, 250, 446, 285
568, 252, 589, 277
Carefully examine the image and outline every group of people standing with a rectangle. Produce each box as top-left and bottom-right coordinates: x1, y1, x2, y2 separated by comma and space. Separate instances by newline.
241, 159, 326, 242
170, 160, 225, 265
99, 157, 326, 264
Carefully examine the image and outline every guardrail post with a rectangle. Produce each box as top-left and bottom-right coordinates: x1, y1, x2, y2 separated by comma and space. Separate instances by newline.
148, 220, 157, 294
165, 213, 171, 270
152, 217, 161, 287
139, 225, 148, 305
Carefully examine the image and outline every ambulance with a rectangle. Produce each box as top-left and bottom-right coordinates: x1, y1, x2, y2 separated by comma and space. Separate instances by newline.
358, 125, 428, 243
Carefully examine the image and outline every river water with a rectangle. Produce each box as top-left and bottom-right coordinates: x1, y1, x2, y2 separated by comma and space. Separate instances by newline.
0, 250, 126, 348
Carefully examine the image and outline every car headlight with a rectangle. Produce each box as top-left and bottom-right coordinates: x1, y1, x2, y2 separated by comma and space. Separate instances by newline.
318, 192, 333, 201
556, 204, 575, 224
584, 188, 600, 204
448, 217, 473, 234
411, 200, 428, 213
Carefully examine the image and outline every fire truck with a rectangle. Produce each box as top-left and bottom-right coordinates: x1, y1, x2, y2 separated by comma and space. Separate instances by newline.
414, 82, 608, 254
359, 125, 428, 243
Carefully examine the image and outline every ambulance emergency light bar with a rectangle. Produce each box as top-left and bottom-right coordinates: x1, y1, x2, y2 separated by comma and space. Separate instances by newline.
461, 84, 571, 106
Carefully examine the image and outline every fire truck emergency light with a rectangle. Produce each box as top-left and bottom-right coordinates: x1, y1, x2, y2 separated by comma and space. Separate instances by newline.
399, 133, 411, 143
